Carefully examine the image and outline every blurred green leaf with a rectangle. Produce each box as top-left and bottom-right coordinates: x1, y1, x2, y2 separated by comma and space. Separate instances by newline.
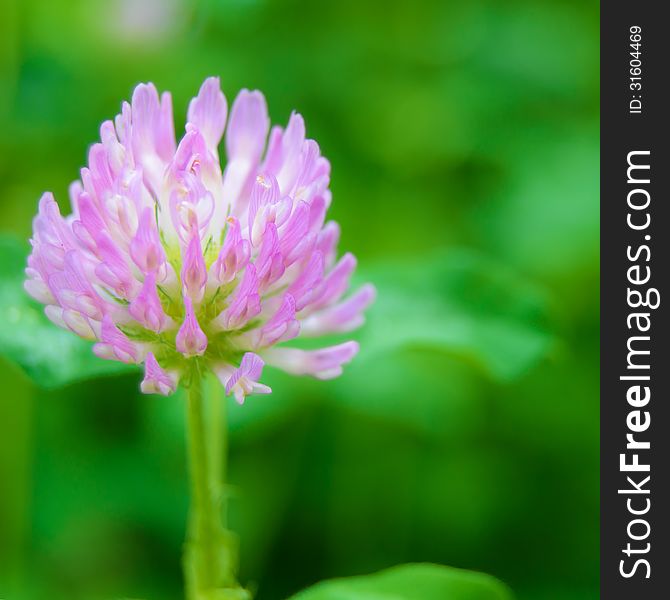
355, 249, 555, 381
0, 236, 137, 387
474, 124, 599, 280
288, 563, 512, 600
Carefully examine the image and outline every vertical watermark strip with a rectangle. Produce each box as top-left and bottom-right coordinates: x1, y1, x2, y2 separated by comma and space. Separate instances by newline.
602, 3, 670, 598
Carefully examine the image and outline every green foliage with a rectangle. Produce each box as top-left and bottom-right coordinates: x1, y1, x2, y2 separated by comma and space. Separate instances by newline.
0, 236, 137, 387
0, 0, 598, 599
355, 249, 554, 381
289, 563, 512, 600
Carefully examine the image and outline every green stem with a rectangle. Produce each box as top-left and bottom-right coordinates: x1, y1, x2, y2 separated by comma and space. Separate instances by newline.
184, 375, 249, 600
207, 376, 225, 529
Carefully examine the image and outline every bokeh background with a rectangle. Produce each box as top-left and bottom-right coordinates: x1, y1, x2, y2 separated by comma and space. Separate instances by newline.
0, 0, 599, 599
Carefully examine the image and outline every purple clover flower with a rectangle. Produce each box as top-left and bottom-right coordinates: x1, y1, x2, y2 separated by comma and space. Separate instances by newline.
25, 77, 375, 402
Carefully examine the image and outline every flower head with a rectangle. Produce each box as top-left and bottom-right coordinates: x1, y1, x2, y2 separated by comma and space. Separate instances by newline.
25, 77, 375, 401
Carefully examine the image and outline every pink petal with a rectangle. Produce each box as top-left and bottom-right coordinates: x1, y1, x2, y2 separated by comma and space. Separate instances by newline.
129, 272, 170, 332
24, 279, 55, 304
93, 314, 138, 363
263, 341, 359, 380
49, 251, 106, 319
62, 309, 97, 340
44, 305, 69, 331
278, 201, 310, 265
223, 90, 270, 214
308, 252, 357, 310
225, 89, 269, 163
216, 264, 261, 330
168, 171, 215, 242
170, 127, 212, 177
31, 193, 75, 269
158, 92, 177, 161
94, 231, 138, 298
130, 83, 175, 190
130, 207, 167, 276
295, 140, 330, 198
187, 76, 228, 152
103, 191, 139, 240
141, 353, 177, 396
210, 216, 250, 284
181, 229, 207, 302
247, 174, 281, 245
222, 352, 271, 404
86, 144, 114, 202
307, 195, 327, 233
263, 111, 305, 194
225, 352, 262, 394
300, 284, 376, 336
72, 192, 107, 253
176, 296, 208, 357
315, 221, 340, 268
254, 223, 285, 289
256, 293, 299, 347
99, 120, 126, 175
287, 251, 324, 310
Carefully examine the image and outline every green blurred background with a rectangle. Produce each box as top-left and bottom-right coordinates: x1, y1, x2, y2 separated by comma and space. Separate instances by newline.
0, 0, 599, 599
